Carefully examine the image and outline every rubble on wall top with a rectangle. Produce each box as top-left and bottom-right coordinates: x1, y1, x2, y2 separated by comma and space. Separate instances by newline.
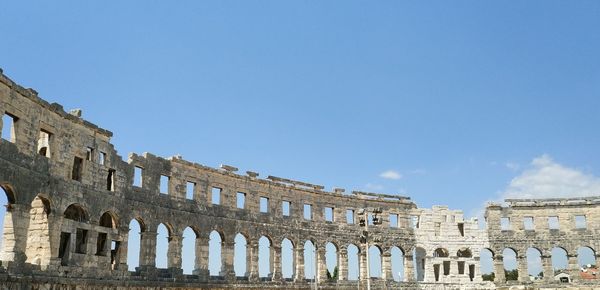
267, 175, 325, 190
352, 191, 411, 201
503, 195, 600, 207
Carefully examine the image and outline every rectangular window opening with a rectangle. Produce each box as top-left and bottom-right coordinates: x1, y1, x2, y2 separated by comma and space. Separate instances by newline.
107, 169, 116, 191
434, 222, 441, 236
346, 209, 355, 224
186, 182, 195, 200
86, 147, 94, 161
1, 113, 17, 143
133, 167, 143, 187
458, 223, 465, 236
98, 151, 106, 165
458, 261, 465, 275
282, 201, 291, 216
260, 197, 269, 213
368, 213, 374, 226
411, 215, 420, 229
37, 129, 52, 157
523, 217, 534, 231
75, 228, 88, 254
303, 204, 312, 220
58, 232, 71, 265
500, 217, 511, 231
389, 214, 399, 228
324, 207, 334, 222
71, 157, 83, 181
443, 261, 451, 276
548, 216, 559, 230
575, 215, 586, 229
159, 175, 169, 194
96, 232, 108, 256
236, 192, 246, 209
211, 187, 222, 205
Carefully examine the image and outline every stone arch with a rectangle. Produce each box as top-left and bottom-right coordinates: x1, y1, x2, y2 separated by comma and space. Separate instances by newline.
577, 246, 596, 268
551, 246, 569, 274
127, 217, 145, 271
502, 248, 519, 281
281, 237, 294, 280
0, 183, 16, 204
413, 246, 427, 281
155, 223, 173, 269
258, 235, 273, 278
457, 248, 472, 258
480, 248, 494, 280
390, 246, 405, 282
25, 195, 52, 266
63, 203, 88, 222
369, 244, 383, 278
433, 247, 449, 257
325, 241, 338, 280
346, 243, 360, 281
526, 247, 543, 279
209, 229, 224, 276
182, 226, 198, 274
99, 211, 118, 228
304, 239, 317, 279
234, 232, 248, 277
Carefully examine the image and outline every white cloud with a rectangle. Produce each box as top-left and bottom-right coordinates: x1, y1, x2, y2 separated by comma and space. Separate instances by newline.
502, 154, 600, 199
505, 162, 520, 171
379, 170, 402, 180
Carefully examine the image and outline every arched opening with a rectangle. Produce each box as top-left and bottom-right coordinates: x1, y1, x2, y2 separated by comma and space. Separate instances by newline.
503, 248, 518, 281
127, 218, 144, 271
480, 248, 494, 281
457, 248, 472, 258
25, 195, 51, 265
433, 248, 449, 257
391, 246, 404, 281
182, 227, 197, 274
234, 233, 247, 277
414, 247, 426, 281
63, 204, 88, 222
368, 245, 382, 278
209, 230, 223, 276
258, 236, 272, 278
304, 240, 316, 280
0, 185, 16, 261
347, 244, 360, 280
281, 238, 294, 279
551, 247, 568, 276
155, 223, 171, 269
325, 242, 338, 280
578, 247, 596, 268
526, 248, 543, 280
99, 212, 117, 228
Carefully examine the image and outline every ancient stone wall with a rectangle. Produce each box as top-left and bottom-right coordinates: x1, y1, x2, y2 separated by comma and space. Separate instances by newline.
0, 69, 596, 289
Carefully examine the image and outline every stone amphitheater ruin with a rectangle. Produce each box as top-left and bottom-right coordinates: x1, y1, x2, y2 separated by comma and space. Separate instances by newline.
0, 69, 598, 289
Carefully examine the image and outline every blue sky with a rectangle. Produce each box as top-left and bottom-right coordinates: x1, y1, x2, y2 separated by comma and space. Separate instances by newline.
1, 0, 600, 279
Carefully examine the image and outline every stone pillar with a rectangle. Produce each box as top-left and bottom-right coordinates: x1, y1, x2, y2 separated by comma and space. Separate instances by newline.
248, 241, 259, 281
317, 247, 327, 282
423, 257, 434, 282
493, 256, 505, 283
517, 256, 529, 283
167, 235, 182, 270
541, 255, 553, 281
294, 244, 305, 282
381, 252, 393, 280
450, 258, 459, 275
472, 262, 482, 282
139, 231, 157, 269
404, 254, 415, 282
116, 225, 129, 270
338, 248, 348, 281
221, 240, 236, 280
193, 235, 209, 281
271, 245, 282, 281
359, 251, 368, 280
596, 254, 600, 272
0, 204, 31, 265
567, 254, 579, 282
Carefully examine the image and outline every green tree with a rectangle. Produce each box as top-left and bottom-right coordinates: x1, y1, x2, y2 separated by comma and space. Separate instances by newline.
505, 269, 518, 281
482, 272, 495, 281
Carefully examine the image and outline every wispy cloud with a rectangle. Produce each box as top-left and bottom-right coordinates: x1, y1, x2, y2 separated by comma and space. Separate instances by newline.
502, 154, 600, 199
379, 170, 402, 180
505, 161, 520, 171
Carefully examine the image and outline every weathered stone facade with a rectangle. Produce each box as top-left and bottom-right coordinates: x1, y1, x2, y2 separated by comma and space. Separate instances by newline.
0, 70, 597, 289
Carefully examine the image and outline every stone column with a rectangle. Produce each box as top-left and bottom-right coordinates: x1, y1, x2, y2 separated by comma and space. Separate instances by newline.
167, 235, 183, 270
221, 240, 236, 280
450, 258, 459, 275
271, 245, 282, 281
359, 251, 368, 280
338, 248, 348, 281
193, 236, 209, 281
0, 204, 30, 265
294, 244, 305, 282
517, 256, 529, 283
404, 254, 415, 282
567, 254, 579, 282
423, 257, 434, 282
541, 255, 553, 281
115, 225, 129, 270
493, 255, 505, 283
381, 252, 393, 280
472, 262, 482, 282
248, 241, 259, 281
596, 254, 600, 272
317, 247, 328, 282
139, 231, 157, 269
